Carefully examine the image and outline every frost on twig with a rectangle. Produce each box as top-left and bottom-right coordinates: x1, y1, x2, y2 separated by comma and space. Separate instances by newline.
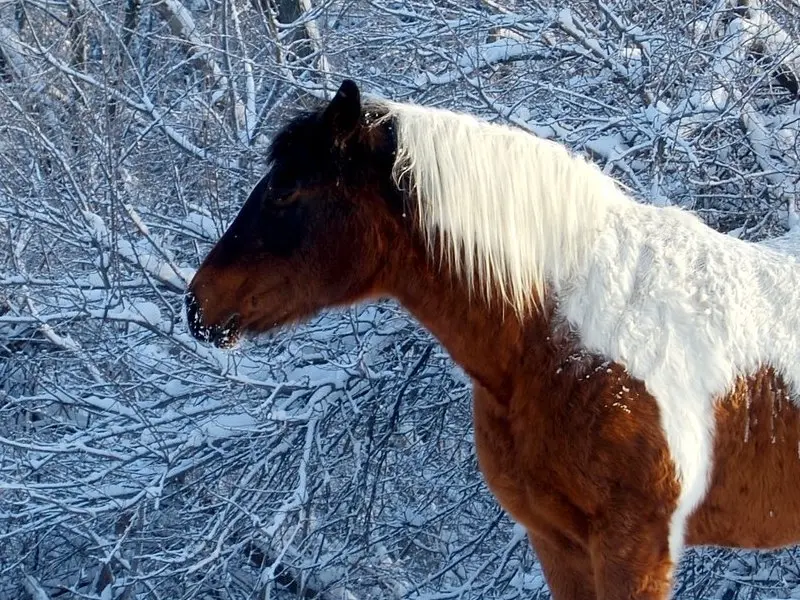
737, 0, 800, 96
0, 22, 29, 80
705, 8, 800, 233
154, 0, 231, 105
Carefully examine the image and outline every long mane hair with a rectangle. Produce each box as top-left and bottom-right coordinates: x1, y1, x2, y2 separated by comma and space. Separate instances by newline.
371, 99, 629, 313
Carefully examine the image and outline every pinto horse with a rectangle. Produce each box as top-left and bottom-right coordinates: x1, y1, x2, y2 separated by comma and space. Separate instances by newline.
186, 79, 800, 599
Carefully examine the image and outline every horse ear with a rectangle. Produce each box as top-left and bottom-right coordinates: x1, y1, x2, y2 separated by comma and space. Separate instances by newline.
323, 79, 362, 146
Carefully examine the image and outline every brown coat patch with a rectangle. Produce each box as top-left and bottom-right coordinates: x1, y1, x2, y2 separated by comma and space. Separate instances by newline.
688, 369, 800, 549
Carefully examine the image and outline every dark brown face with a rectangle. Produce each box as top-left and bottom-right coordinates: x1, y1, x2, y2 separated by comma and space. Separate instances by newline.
185, 80, 404, 347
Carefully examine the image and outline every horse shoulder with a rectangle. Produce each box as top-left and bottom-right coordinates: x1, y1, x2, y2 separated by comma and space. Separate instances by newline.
472, 358, 680, 549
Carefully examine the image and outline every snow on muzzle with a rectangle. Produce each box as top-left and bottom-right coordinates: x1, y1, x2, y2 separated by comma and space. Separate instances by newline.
184, 292, 241, 348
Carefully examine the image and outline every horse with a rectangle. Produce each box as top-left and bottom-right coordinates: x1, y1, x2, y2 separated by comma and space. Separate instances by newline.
185, 79, 800, 599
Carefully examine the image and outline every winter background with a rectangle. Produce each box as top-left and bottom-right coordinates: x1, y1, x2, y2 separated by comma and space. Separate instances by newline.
1, 0, 800, 598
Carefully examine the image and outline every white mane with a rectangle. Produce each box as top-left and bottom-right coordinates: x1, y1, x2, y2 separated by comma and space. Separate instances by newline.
372, 99, 628, 313
368, 98, 800, 568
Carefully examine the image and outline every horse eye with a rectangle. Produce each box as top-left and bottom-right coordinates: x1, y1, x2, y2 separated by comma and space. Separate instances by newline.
273, 193, 296, 207
262, 183, 294, 208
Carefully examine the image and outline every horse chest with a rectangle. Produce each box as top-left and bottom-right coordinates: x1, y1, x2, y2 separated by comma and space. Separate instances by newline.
471, 367, 681, 547
471, 383, 596, 541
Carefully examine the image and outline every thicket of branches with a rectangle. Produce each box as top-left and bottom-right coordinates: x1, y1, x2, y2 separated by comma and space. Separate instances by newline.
1, 0, 799, 598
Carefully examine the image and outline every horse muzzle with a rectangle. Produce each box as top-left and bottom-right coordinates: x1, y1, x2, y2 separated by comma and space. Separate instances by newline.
185, 291, 241, 348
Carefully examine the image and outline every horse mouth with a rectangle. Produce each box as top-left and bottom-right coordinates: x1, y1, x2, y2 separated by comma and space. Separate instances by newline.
208, 314, 242, 348
193, 313, 242, 349
185, 293, 242, 349
185, 290, 307, 348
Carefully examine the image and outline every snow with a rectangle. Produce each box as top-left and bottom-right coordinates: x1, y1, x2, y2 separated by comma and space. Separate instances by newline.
585, 133, 626, 162
186, 413, 260, 447
183, 211, 222, 239
22, 575, 50, 600
458, 39, 533, 70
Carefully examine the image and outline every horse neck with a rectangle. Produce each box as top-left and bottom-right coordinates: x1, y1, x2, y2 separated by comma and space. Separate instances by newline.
379, 235, 552, 401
